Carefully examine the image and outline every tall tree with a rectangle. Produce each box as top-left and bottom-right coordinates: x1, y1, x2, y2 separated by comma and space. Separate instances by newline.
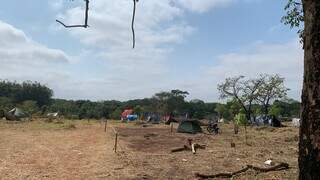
284, 0, 320, 178
256, 74, 289, 117
299, 1, 320, 178
218, 76, 262, 121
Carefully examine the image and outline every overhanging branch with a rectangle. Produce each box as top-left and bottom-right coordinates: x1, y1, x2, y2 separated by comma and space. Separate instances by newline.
56, 0, 90, 28
57, 0, 139, 48
132, 0, 138, 48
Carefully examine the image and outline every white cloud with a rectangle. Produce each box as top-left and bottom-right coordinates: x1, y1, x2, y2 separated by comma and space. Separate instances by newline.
175, 0, 235, 13
0, 0, 302, 102
48, 0, 195, 100
49, 0, 64, 11
0, 20, 69, 65
0, 20, 70, 96
48, 0, 303, 102
179, 39, 304, 101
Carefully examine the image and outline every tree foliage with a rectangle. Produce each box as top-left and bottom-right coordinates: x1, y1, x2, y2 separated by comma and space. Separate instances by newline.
0, 80, 53, 110
282, 0, 304, 43
218, 74, 290, 121
256, 74, 289, 117
218, 75, 262, 121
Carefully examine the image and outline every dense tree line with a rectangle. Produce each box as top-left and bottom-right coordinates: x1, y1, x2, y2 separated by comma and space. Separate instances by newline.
0, 80, 300, 120
0, 80, 53, 114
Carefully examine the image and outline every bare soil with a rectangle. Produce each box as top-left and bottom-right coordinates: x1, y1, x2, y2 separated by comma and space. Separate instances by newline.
0, 119, 298, 179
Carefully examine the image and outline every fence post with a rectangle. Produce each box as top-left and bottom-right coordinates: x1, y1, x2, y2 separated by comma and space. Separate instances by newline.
170, 123, 173, 134
104, 119, 107, 132
114, 132, 118, 153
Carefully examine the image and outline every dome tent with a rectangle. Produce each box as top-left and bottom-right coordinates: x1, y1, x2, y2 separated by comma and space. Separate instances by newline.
177, 120, 203, 134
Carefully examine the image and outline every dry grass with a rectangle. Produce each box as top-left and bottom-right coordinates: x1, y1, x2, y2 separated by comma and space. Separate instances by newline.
0, 119, 298, 179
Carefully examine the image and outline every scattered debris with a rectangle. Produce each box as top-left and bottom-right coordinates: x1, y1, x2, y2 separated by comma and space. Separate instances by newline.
218, 118, 225, 123
264, 160, 274, 166
195, 162, 289, 179
292, 118, 300, 127
182, 159, 188, 162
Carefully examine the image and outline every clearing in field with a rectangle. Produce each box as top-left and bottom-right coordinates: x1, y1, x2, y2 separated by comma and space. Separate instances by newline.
0, 119, 298, 179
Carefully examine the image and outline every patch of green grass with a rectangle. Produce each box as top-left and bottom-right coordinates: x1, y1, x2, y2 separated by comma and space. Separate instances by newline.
0, 118, 81, 130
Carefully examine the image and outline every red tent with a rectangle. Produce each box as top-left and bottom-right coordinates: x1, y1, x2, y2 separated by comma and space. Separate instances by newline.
121, 109, 133, 119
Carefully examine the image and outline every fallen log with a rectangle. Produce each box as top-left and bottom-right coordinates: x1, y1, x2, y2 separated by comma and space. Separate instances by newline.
171, 145, 191, 153
171, 144, 205, 153
195, 162, 289, 179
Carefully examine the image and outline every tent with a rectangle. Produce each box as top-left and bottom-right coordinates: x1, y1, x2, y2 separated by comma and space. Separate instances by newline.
252, 115, 282, 127
47, 112, 59, 120
146, 113, 161, 124
177, 120, 203, 134
5, 108, 28, 121
121, 109, 133, 120
127, 114, 138, 121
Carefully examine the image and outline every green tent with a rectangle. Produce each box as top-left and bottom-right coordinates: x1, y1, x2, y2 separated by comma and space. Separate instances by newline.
177, 120, 203, 134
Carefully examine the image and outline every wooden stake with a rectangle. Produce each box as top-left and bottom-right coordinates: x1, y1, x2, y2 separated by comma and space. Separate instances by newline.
104, 119, 107, 132
244, 125, 248, 145
114, 132, 118, 153
170, 123, 173, 134
191, 143, 196, 154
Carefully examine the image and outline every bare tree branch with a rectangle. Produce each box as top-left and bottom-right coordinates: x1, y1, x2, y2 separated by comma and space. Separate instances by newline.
132, 0, 138, 48
56, 0, 90, 28
57, 0, 139, 48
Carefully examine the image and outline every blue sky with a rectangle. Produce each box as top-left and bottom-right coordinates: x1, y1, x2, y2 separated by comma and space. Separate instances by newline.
0, 0, 303, 102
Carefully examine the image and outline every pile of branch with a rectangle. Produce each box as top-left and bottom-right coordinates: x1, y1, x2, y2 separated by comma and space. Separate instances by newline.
195, 162, 289, 179
171, 139, 206, 154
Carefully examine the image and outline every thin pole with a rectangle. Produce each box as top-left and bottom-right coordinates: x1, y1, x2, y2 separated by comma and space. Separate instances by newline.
104, 119, 107, 132
114, 132, 118, 153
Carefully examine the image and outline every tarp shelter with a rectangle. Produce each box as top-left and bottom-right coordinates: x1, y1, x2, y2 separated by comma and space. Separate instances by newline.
127, 114, 138, 121
47, 112, 59, 120
5, 108, 28, 121
177, 120, 203, 134
252, 115, 282, 127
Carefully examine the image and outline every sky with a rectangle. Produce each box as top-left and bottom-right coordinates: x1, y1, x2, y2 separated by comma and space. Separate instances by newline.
0, 0, 303, 102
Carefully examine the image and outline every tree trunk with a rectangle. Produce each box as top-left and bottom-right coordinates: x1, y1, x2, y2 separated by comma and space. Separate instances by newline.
299, 1, 320, 179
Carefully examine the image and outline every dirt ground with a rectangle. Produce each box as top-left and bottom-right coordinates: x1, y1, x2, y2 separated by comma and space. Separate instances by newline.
0, 119, 298, 179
